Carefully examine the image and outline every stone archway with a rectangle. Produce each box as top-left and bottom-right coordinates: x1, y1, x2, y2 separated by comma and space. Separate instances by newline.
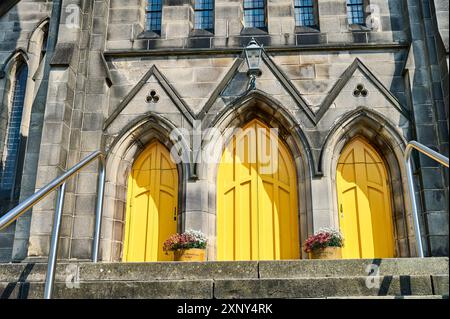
216, 119, 301, 261
198, 93, 314, 260
320, 108, 413, 257
101, 115, 190, 262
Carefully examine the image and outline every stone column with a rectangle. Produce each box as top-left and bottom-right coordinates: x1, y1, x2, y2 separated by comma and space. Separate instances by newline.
27, 0, 83, 260
162, 0, 191, 40
406, 0, 449, 256
12, 0, 61, 262
213, 0, 244, 47
68, 0, 111, 260
0, 0, 55, 262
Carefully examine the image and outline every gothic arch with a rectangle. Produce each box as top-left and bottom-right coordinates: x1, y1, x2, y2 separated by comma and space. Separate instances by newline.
28, 17, 49, 80
102, 114, 190, 261
320, 107, 414, 257
0, 49, 28, 74
200, 90, 315, 176
0, 50, 28, 116
0, 51, 29, 199
0, 17, 49, 168
28, 17, 50, 50
199, 92, 314, 259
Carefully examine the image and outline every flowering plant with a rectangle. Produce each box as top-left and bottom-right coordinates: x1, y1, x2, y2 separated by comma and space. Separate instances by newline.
303, 228, 344, 253
163, 229, 207, 253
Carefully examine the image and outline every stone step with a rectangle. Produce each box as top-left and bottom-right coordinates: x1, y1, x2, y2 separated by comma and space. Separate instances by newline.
0, 258, 448, 283
0, 275, 447, 299
212, 276, 446, 299
324, 295, 448, 299
0, 280, 213, 299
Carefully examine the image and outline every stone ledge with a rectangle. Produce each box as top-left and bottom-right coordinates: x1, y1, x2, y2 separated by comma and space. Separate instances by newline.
0, 258, 448, 283
258, 258, 450, 278
103, 42, 409, 58
326, 295, 448, 299
0, 280, 214, 299
1, 276, 442, 299
50, 43, 76, 67
77, 261, 258, 281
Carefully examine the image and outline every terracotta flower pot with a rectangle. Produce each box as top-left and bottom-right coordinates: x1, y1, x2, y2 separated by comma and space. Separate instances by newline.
174, 248, 206, 262
309, 246, 342, 260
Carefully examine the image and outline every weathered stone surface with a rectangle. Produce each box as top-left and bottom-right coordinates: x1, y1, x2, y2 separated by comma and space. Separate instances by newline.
0, 282, 22, 299
0, 0, 448, 265
259, 258, 449, 278
0, 259, 447, 299
432, 275, 449, 296
49, 43, 76, 67
214, 276, 434, 299
78, 261, 258, 281
327, 295, 447, 299
2, 280, 214, 299
0, 263, 77, 283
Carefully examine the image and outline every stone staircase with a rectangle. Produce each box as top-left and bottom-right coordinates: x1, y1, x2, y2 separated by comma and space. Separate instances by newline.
0, 258, 448, 299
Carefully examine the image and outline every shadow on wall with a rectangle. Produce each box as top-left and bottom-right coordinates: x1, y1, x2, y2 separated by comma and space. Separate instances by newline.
0, 263, 34, 299
370, 258, 416, 297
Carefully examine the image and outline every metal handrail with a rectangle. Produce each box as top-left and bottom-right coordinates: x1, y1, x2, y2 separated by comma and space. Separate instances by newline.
0, 150, 106, 299
405, 141, 449, 258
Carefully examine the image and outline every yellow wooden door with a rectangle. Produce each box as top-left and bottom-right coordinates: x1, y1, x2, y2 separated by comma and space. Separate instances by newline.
217, 119, 300, 261
123, 141, 178, 262
336, 137, 395, 259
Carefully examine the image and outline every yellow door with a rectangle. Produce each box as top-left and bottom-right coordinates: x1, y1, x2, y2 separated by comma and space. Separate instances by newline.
336, 137, 395, 259
217, 119, 300, 261
123, 141, 178, 262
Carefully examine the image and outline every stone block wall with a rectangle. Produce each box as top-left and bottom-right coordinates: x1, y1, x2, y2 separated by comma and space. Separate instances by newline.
105, 0, 408, 50
0, 0, 53, 262
403, 0, 449, 256
0, 0, 448, 262
21, 0, 111, 261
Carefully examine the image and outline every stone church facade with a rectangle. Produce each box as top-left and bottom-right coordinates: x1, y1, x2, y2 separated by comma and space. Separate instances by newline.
0, 0, 448, 263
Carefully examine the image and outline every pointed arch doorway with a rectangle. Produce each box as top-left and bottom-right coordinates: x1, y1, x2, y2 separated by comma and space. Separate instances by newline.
217, 119, 300, 261
123, 141, 178, 262
336, 137, 395, 259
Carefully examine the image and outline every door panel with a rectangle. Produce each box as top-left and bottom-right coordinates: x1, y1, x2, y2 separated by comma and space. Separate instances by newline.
123, 142, 178, 262
217, 119, 300, 261
337, 138, 395, 259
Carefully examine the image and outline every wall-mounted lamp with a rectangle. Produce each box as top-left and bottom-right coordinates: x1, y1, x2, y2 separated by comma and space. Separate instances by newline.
244, 38, 263, 91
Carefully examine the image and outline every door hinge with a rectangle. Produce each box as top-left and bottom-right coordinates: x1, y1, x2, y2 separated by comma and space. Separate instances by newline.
173, 207, 177, 221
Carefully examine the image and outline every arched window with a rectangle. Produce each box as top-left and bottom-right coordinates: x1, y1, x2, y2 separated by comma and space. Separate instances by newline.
346, 0, 366, 26
0, 63, 28, 201
243, 0, 266, 30
145, 0, 162, 33
194, 0, 214, 32
294, 0, 318, 29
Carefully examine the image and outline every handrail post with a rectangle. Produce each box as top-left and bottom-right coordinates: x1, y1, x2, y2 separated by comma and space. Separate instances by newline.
405, 141, 449, 258
0, 150, 106, 299
44, 182, 66, 299
405, 149, 424, 258
92, 156, 105, 263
